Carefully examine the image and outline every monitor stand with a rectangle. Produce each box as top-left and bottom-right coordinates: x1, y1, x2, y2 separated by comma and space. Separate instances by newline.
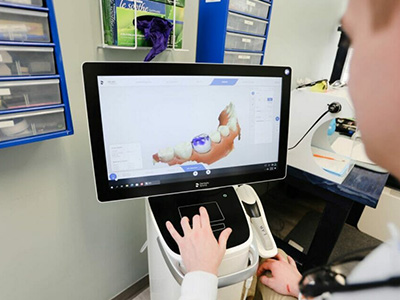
145, 186, 258, 300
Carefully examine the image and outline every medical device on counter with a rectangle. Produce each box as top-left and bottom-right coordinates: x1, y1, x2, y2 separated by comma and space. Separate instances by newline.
288, 88, 387, 184
82, 63, 291, 300
288, 88, 352, 183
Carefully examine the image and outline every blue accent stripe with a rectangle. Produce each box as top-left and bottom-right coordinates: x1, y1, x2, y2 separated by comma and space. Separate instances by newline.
0, 41, 55, 47
0, 104, 64, 116
0, 75, 60, 81
261, 0, 273, 64
47, 0, 74, 135
0, 2, 48, 11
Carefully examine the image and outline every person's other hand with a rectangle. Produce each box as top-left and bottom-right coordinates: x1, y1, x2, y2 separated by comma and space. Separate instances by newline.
166, 206, 232, 276
256, 253, 302, 298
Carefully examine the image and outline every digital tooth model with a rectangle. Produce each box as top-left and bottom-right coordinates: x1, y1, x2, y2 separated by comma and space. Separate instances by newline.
192, 134, 212, 154
153, 102, 241, 166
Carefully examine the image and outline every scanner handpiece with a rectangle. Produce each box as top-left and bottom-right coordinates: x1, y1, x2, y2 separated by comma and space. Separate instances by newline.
236, 185, 276, 255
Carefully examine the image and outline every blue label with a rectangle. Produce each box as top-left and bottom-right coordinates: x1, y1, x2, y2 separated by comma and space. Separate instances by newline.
181, 164, 207, 172
210, 78, 238, 86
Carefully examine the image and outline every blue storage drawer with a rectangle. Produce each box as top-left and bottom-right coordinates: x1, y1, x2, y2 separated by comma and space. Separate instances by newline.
224, 51, 263, 65
0, 45, 56, 76
0, 0, 74, 148
225, 32, 265, 51
227, 12, 268, 36
229, 0, 270, 19
0, 107, 66, 141
0, 6, 50, 42
0, 79, 61, 110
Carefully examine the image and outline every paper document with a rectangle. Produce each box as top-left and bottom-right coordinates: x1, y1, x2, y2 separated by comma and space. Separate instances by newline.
331, 136, 375, 165
312, 147, 352, 177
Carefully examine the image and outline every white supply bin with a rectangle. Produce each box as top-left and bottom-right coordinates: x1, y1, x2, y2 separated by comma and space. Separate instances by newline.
0, 79, 61, 110
229, 0, 271, 19
225, 32, 265, 51
0, 45, 56, 76
224, 51, 263, 65
0, 6, 49, 42
0, 107, 66, 141
227, 12, 268, 36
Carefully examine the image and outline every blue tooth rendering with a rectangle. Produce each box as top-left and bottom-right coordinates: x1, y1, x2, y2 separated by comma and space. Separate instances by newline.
191, 133, 212, 154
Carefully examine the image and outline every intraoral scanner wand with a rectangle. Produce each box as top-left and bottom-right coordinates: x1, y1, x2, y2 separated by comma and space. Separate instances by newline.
236, 184, 278, 258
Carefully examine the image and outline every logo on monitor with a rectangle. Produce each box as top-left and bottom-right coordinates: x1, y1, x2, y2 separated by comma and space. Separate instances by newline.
195, 182, 210, 188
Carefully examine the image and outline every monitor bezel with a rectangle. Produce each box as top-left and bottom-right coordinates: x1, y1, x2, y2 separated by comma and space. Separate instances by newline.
83, 62, 291, 202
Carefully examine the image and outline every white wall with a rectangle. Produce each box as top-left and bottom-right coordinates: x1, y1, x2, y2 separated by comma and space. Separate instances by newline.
0, 1, 199, 299
0, 1, 352, 299
264, 0, 348, 86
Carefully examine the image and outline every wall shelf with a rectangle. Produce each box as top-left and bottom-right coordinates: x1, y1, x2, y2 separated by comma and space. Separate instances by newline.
99, 0, 189, 53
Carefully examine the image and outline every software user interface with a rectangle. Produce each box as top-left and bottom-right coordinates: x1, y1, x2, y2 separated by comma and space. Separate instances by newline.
97, 75, 282, 189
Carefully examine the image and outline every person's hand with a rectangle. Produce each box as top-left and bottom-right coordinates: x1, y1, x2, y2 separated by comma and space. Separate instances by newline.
257, 253, 302, 298
166, 206, 232, 276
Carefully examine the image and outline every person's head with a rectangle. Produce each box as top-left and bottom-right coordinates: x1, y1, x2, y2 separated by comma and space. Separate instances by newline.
342, 0, 400, 178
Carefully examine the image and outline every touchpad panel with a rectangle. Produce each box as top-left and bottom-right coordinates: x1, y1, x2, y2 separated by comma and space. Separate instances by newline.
178, 202, 224, 223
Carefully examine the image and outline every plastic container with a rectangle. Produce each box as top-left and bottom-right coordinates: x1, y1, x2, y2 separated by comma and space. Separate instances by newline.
0, 45, 56, 76
229, 0, 271, 19
0, 79, 61, 110
225, 32, 265, 51
0, 107, 66, 141
0, 6, 50, 42
224, 51, 263, 65
227, 12, 268, 36
0, 0, 43, 7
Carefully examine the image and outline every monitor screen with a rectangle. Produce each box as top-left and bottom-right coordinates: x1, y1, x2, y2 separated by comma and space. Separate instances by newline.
83, 63, 291, 202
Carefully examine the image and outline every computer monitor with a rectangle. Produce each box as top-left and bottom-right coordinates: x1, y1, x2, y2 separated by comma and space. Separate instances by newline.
83, 63, 291, 202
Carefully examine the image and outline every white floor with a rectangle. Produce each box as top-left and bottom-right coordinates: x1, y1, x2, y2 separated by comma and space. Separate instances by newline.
131, 287, 150, 300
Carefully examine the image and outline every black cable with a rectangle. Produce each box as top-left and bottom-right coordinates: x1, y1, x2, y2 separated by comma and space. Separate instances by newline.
288, 102, 342, 151
288, 109, 330, 151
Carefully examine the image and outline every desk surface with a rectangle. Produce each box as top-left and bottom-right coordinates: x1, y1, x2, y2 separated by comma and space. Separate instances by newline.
288, 166, 389, 208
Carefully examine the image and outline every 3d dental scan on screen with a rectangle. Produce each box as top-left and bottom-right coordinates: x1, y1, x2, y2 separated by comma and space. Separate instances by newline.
83, 63, 291, 300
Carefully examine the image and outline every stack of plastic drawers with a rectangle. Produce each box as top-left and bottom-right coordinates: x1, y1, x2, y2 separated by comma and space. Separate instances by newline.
196, 0, 272, 65
224, 0, 270, 64
0, 0, 73, 149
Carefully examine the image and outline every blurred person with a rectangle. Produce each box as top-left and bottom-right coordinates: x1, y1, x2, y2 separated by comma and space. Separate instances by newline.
166, 0, 400, 299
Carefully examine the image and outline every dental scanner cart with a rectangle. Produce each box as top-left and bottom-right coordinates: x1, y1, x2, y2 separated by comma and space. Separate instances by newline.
147, 185, 276, 300
82, 63, 292, 299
